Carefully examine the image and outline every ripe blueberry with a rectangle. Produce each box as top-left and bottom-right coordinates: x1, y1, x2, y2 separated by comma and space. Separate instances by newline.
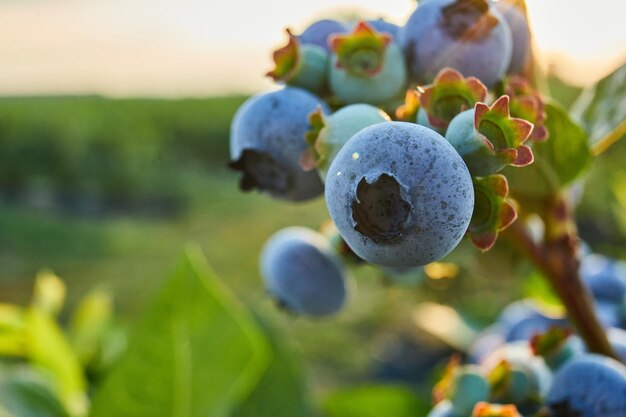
324, 122, 474, 267
297, 19, 348, 52
547, 354, 626, 417
260, 226, 347, 317
229, 87, 327, 201
400, 0, 513, 87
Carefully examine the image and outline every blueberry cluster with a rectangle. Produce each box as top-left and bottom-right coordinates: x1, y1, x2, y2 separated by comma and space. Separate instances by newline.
227, 1, 626, 413
450, 253, 626, 417
229, 0, 542, 315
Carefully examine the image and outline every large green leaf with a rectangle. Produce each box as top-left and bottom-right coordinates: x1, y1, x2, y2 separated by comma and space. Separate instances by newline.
571, 63, 626, 144
505, 101, 591, 206
233, 323, 314, 417
0, 367, 71, 417
323, 385, 429, 417
89, 247, 270, 417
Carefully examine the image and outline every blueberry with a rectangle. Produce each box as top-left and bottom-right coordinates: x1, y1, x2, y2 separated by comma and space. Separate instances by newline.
361, 18, 401, 40
547, 354, 626, 417
267, 30, 329, 94
481, 341, 553, 399
297, 19, 348, 52
580, 254, 626, 305
497, 299, 546, 330
229, 87, 327, 201
608, 327, 626, 362
503, 309, 569, 342
494, 1, 531, 75
468, 324, 506, 364
400, 0, 512, 87
324, 122, 474, 268
445, 96, 534, 177
260, 226, 347, 316
328, 22, 407, 105
447, 365, 489, 415
302, 104, 390, 181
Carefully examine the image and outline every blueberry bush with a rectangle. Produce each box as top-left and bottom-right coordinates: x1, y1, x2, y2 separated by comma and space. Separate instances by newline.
1, 0, 626, 416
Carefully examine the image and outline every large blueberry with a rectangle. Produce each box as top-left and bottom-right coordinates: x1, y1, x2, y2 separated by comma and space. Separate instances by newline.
547, 354, 626, 417
260, 227, 347, 317
324, 122, 474, 267
400, 0, 512, 87
229, 88, 327, 201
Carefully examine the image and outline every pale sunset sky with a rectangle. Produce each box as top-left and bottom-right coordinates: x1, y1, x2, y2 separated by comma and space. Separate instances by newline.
0, 0, 624, 97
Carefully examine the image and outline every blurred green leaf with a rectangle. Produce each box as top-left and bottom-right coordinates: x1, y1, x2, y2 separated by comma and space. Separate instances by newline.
89, 247, 270, 417
0, 305, 26, 357
233, 325, 313, 417
32, 271, 66, 317
323, 385, 429, 417
539, 102, 592, 185
571, 63, 626, 144
0, 367, 71, 417
24, 308, 88, 417
505, 101, 591, 207
69, 287, 113, 367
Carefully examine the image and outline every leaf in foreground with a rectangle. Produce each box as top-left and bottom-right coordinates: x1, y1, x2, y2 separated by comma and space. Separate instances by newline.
89, 247, 270, 417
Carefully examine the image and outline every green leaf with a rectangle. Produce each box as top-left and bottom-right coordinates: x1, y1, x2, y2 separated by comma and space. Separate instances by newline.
571, 63, 626, 144
505, 101, 591, 206
32, 271, 66, 317
233, 323, 314, 417
0, 304, 26, 357
323, 385, 429, 417
0, 367, 71, 417
68, 287, 114, 366
89, 247, 271, 417
24, 308, 88, 417
539, 102, 592, 185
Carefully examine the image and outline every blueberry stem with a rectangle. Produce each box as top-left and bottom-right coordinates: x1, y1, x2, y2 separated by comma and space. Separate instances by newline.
507, 195, 619, 361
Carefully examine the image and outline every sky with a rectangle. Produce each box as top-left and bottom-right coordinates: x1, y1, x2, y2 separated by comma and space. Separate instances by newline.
0, 0, 624, 97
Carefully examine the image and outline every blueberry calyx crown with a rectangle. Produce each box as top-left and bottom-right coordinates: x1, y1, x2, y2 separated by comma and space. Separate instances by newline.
329, 21, 391, 77
351, 174, 410, 243
420, 67, 488, 129
266, 29, 301, 82
474, 95, 534, 167
433, 354, 462, 404
503, 76, 549, 141
441, 0, 500, 41
468, 174, 517, 251
472, 402, 522, 417
300, 107, 328, 171
229, 149, 292, 194
396, 89, 420, 121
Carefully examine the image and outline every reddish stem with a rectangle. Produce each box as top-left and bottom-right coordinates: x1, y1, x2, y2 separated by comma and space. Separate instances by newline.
507, 198, 618, 360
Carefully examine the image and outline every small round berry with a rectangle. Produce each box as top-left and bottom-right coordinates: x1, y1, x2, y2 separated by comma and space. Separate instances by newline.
229, 87, 327, 201
260, 227, 347, 316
